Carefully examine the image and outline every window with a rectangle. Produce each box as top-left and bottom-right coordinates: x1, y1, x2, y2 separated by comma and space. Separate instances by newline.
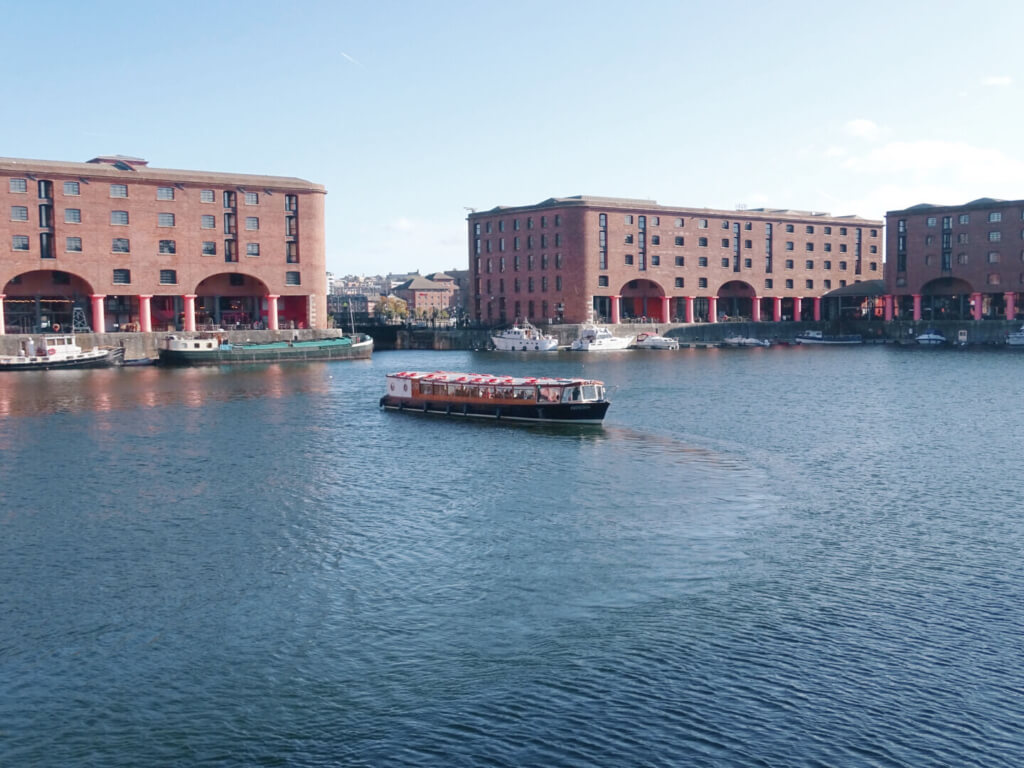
624, 234, 634, 244
698, 257, 708, 267
989, 231, 1002, 242
651, 255, 660, 266
959, 232, 969, 244
285, 194, 297, 211
806, 225, 814, 234
806, 260, 814, 269
869, 262, 878, 271
744, 239, 752, 249
225, 240, 237, 262
113, 269, 131, 284
675, 236, 684, 246
839, 244, 848, 253
651, 235, 660, 245
721, 258, 730, 268
157, 187, 175, 201
925, 235, 935, 245
824, 260, 832, 270
200, 189, 215, 203
12, 235, 29, 250
698, 277, 708, 288
229, 273, 244, 286
65, 208, 81, 223
958, 253, 969, 265
158, 212, 175, 227
765, 279, 773, 289
988, 251, 1000, 263
223, 191, 236, 208
698, 237, 708, 247
201, 214, 216, 229
744, 258, 752, 268
555, 275, 562, 290
824, 280, 832, 289
806, 243, 814, 252
159, 269, 177, 285
159, 239, 176, 254
785, 224, 794, 233
64, 181, 80, 196
721, 238, 729, 247
598, 275, 609, 287
698, 219, 708, 229
839, 261, 847, 270
869, 245, 878, 254
624, 254, 634, 265
806, 280, 814, 289
10, 205, 28, 221
675, 217, 684, 227
112, 238, 130, 253
988, 273, 1001, 285
959, 213, 969, 225
785, 259, 794, 269
285, 271, 301, 286
785, 279, 794, 289
839, 227, 847, 235
9, 178, 27, 193
555, 214, 561, 226
824, 243, 832, 252
65, 236, 82, 252
624, 215, 633, 225
785, 241, 794, 251
245, 192, 259, 205
202, 241, 216, 255
111, 210, 129, 225
989, 211, 1002, 223
675, 256, 684, 266
651, 216, 659, 226
244, 216, 259, 231
110, 183, 128, 198
721, 221, 729, 229
824, 226, 832, 235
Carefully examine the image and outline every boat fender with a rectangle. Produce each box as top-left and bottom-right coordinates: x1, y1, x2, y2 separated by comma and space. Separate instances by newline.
462, 403, 469, 416
422, 401, 428, 412
379, 396, 386, 408
495, 407, 502, 420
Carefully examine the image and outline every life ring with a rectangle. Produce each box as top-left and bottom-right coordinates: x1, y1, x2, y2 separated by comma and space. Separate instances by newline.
52, 324, 61, 332
47, 347, 56, 355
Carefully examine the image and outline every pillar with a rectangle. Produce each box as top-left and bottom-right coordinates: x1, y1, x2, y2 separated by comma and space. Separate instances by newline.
609, 295, 620, 325
684, 296, 694, 323
813, 296, 821, 322
883, 294, 894, 322
0, 294, 5, 335
183, 294, 197, 332
772, 296, 782, 322
1005, 292, 1016, 321
267, 294, 280, 331
139, 295, 153, 333
912, 294, 922, 321
659, 296, 670, 324
971, 292, 983, 321
793, 296, 803, 322
751, 296, 761, 323
91, 294, 106, 334
708, 296, 718, 323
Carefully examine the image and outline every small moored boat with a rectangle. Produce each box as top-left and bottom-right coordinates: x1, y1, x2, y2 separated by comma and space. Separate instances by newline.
490, 320, 559, 352
158, 332, 373, 365
722, 335, 771, 348
1007, 325, 1024, 346
916, 329, 946, 346
570, 324, 633, 351
0, 334, 124, 371
379, 371, 610, 424
633, 332, 679, 350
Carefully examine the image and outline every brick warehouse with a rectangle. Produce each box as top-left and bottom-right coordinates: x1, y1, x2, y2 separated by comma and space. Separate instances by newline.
468, 196, 883, 326
0, 155, 326, 334
883, 197, 1024, 322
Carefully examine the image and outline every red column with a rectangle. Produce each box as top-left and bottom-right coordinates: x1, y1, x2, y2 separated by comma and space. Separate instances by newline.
183, 294, 197, 332
0, 294, 5, 335
813, 297, 821, 322
659, 296, 670, 323
971, 292, 983, 321
138, 295, 153, 333
912, 294, 922, 321
91, 294, 106, 333
772, 296, 782, 322
884, 294, 894, 322
708, 296, 718, 323
684, 296, 694, 323
1005, 292, 1017, 321
793, 297, 803, 322
609, 295, 620, 324
751, 296, 761, 322
267, 294, 280, 331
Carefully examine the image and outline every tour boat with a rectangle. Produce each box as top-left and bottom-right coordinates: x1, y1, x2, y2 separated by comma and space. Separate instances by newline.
633, 332, 680, 350
490, 321, 559, 351
158, 332, 373, 365
379, 370, 611, 424
721, 335, 771, 348
794, 330, 863, 345
915, 329, 946, 346
1007, 325, 1024, 346
0, 334, 124, 371
569, 324, 633, 351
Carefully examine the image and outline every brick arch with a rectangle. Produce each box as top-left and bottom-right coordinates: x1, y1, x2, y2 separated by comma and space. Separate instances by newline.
3, 268, 95, 297
194, 272, 270, 296
617, 278, 668, 321
921, 277, 974, 295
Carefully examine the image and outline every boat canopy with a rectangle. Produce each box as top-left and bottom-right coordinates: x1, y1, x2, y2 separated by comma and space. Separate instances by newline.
387, 370, 603, 387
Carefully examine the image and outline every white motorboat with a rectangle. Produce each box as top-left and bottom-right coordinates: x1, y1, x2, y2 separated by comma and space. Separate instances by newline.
569, 324, 633, 351
490, 321, 558, 352
633, 332, 679, 350
916, 329, 946, 346
1007, 325, 1024, 346
722, 336, 771, 348
795, 330, 863, 345
0, 334, 124, 370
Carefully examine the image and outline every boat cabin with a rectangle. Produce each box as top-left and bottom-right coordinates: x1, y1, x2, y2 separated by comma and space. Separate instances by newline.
385, 371, 606, 405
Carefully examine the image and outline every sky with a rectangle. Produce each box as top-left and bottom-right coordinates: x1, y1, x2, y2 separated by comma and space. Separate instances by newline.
3, 0, 1023, 277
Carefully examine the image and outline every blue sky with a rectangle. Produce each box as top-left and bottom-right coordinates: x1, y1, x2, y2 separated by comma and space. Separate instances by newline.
4, 0, 1023, 276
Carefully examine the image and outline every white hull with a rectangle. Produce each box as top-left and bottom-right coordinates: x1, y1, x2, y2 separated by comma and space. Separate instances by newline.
634, 334, 679, 350
490, 322, 559, 352
570, 325, 633, 351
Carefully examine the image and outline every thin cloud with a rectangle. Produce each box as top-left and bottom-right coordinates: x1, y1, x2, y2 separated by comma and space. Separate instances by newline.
340, 51, 364, 68
981, 75, 1012, 87
844, 119, 880, 140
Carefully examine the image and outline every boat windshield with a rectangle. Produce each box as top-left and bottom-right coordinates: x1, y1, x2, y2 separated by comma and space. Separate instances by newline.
582, 385, 602, 401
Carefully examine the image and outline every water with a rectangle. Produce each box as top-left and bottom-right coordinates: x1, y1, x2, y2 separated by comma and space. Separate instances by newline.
1, 347, 1022, 766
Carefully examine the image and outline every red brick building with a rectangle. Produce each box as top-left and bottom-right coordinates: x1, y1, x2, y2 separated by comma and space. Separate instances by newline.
468, 196, 883, 325
0, 155, 326, 334
395, 275, 453, 318
883, 198, 1024, 321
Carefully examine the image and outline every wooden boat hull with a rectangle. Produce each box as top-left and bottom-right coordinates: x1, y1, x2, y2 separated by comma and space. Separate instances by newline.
379, 395, 609, 424
159, 336, 373, 366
